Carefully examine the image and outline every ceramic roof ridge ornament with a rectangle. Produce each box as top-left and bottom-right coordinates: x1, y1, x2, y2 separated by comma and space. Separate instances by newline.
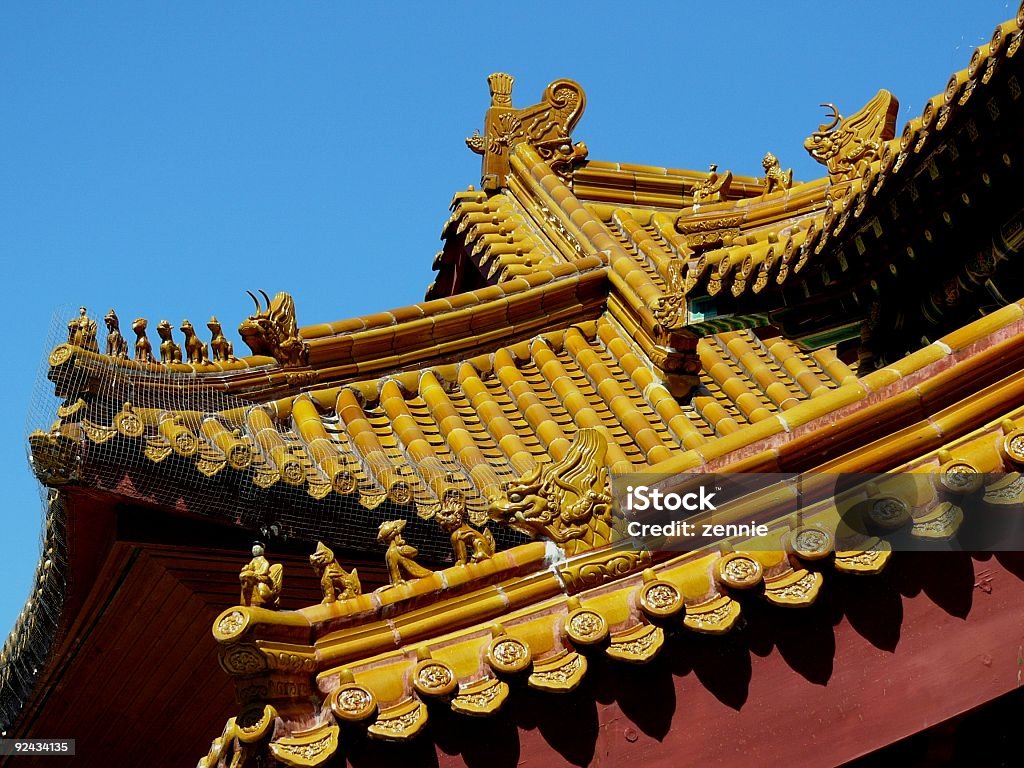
467, 72, 587, 191
488, 427, 619, 557
67, 306, 99, 353
239, 543, 283, 608
761, 152, 793, 196
435, 488, 496, 565
310, 541, 361, 604
239, 290, 307, 367
103, 309, 128, 359
804, 90, 900, 184
378, 519, 433, 586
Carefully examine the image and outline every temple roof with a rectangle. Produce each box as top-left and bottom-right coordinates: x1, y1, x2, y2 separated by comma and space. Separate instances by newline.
7, 3, 1024, 764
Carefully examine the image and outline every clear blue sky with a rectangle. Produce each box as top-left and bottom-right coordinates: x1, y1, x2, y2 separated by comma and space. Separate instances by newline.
1, 2, 1016, 640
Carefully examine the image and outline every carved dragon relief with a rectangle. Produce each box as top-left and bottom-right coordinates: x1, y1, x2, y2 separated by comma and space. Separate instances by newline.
651, 258, 688, 333
804, 90, 900, 184
238, 290, 308, 368
488, 428, 622, 557
467, 73, 588, 191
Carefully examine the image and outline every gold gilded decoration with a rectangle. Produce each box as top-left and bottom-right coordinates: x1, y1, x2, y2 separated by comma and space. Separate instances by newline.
28, 429, 80, 486
486, 635, 532, 675
266, 650, 316, 674
279, 455, 305, 486
789, 526, 833, 560
143, 434, 173, 463
309, 541, 361, 603
158, 416, 197, 457
984, 472, 1024, 505
329, 683, 377, 723
56, 398, 85, 418
413, 659, 458, 698
528, 651, 587, 693
236, 704, 277, 744
638, 580, 684, 619
1001, 429, 1024, 465
714, 552, 764, 589
676, 214, 744, 236
606, 624, 664, 663
180, 319, 210, 364
225, 435, 254, 474
387, 480, 413, 505
912, 501, 963, 539
378, 519, 433, 586
113, 403, 145, 438
332, 468, 357, 495
67, 306, 99, 352
692, 163, 733, 205
564, 607, 609, 647
834, 539, 892, 574
683, 596, 740, 634
81, 418, 116, 444
558, 547, 651, 593
548, 140, 590, 182
939, 459, 983, 494
239, 544, 283, 608
436, 489, 495, 565
103, 309, 128, 359
450, 677, 509, 716
307, 478, 331, 500
252, 460, 280, 488
132, 317, 154, 363
868, 495, 911, 530
269, 724, 339, 767
239, 290, 307, 367
214, 608, 251, 641
804, 91, 900, 183
219, 643, 267, 675
48, 344, 75, 367
156, 319, 182, 364
488, 428, 617, 557
761, 152, 793, 195
367, 700, 428, 742
208, 316, 235, 362
764, 570, 822, 606
466, 73, 587, 190
197, 719, 238, 768
652, 259, 688, 333
196, 444, 227, 478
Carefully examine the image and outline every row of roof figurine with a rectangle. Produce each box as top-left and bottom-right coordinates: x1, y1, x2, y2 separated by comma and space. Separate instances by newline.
692, 153, 794, 206
67, 306, 236, 365
241, 493, 497, 610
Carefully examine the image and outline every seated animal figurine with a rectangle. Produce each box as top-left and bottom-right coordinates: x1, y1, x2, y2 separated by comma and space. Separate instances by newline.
309, 541, 361, 603
180, 319, 209, 364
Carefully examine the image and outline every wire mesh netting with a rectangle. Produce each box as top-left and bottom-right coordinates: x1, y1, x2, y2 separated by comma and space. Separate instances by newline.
3, 304, 539, 730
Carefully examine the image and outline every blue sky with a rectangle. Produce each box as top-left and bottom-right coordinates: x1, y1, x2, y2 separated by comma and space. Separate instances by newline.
0, 1, 1016, 640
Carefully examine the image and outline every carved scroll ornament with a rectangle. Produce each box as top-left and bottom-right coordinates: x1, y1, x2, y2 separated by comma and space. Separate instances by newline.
467, 73, 587, 190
